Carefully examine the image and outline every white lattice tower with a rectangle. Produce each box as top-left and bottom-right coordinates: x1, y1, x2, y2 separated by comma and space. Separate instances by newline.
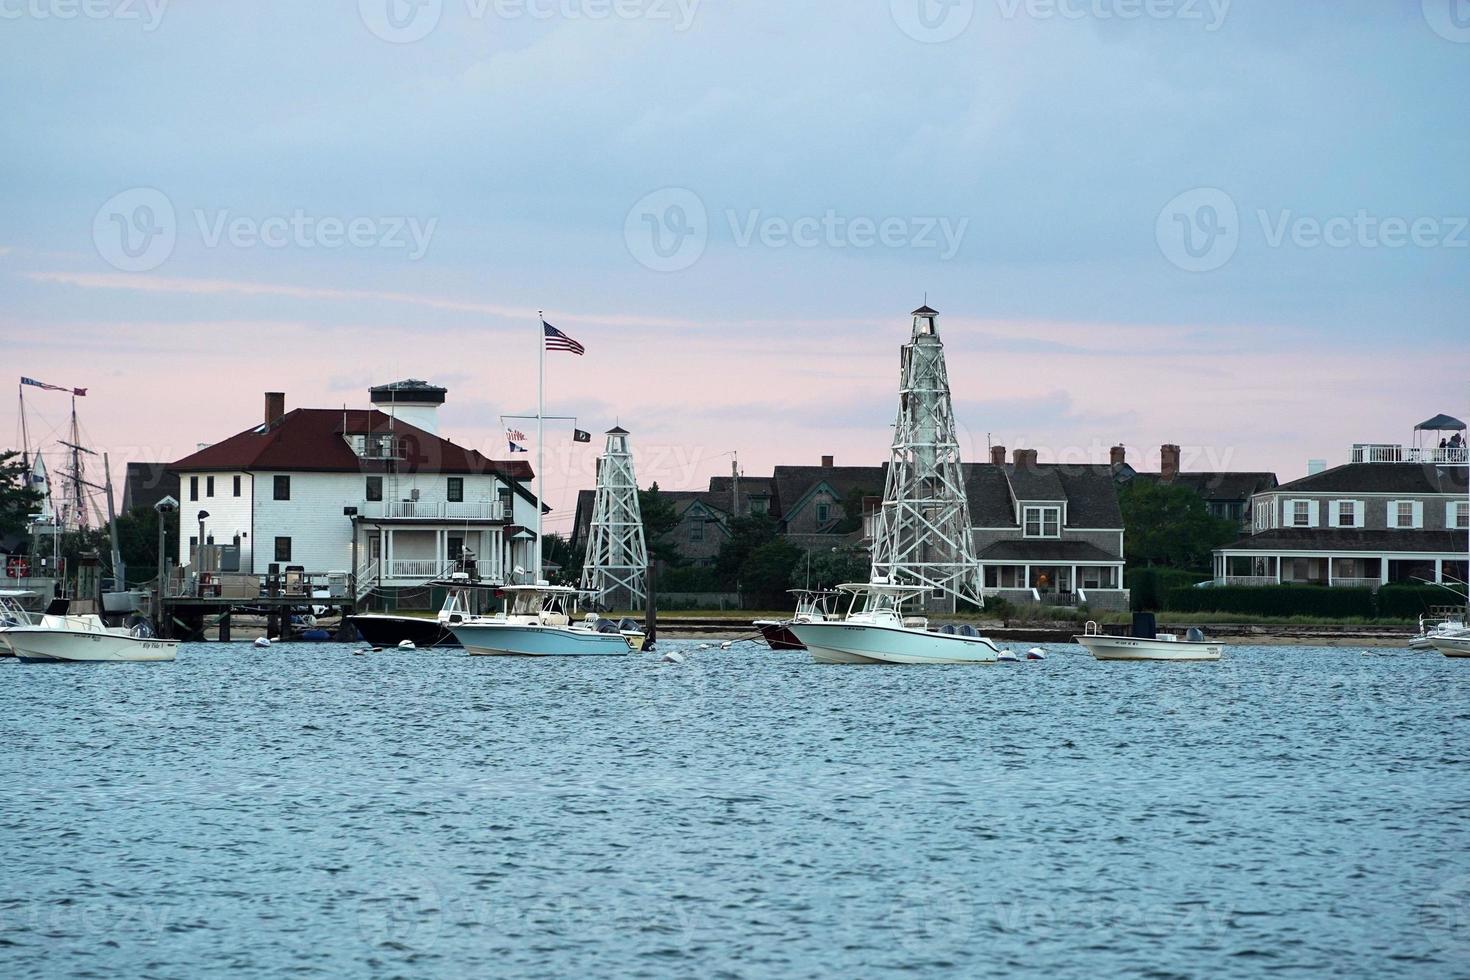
870, 305, 983, 610
579, 427, 649, 609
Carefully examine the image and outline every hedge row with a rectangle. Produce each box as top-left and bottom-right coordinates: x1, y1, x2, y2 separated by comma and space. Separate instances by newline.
1160, 584, 1458, 619
1129, 568, 1211, 612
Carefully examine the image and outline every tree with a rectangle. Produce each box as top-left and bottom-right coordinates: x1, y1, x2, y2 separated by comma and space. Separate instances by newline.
833, 486, 878, 534
741, 537, 803, 606
1119, 480, 1238, 571
0, 450, 43, 539
541, 532, 580, 583
112, 505, 178, 584
714, 513, 781, 587
639, 483, 682, 565
797, 546, 870, 590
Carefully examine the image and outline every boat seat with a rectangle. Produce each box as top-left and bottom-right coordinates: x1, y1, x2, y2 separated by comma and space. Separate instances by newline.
959, 625, 979, 638
939, 624, 957, 635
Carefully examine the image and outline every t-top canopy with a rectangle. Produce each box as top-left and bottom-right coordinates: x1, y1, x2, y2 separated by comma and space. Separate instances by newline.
1415, 414, 1466, 431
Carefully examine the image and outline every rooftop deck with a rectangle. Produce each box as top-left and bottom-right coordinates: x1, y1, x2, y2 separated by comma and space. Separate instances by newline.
1350, 444, 1467, 465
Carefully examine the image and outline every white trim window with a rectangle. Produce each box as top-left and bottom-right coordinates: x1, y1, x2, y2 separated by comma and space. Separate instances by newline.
1332, 499, 1362, 528
1286, 498, 1319, 528
1450, 500, 1470, 530
1023, 505, 1062, 538
1390, 500, 1422, 529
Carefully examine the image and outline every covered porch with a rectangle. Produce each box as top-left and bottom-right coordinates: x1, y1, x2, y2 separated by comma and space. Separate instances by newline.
1214, 552, 1469, 589
354, 524, 534, 589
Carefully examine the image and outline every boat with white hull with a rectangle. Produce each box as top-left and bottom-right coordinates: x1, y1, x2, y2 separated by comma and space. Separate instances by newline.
2, 614, 177, 664
1409, 614, 1468, 651
1076, 618, 1221, 662
789, 583, 1000, 665
1431, 633, 1470, 658
451, 585, 638, 657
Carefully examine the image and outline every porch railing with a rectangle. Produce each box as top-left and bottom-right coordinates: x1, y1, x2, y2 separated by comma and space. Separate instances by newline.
1351, 444, 1468, 465
1219, 576, 1277, 587
359, 500, 506, 521
383, 559, 458, 581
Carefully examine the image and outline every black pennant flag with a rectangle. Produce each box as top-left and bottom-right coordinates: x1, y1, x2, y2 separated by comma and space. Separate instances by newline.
572, 429, 592, 443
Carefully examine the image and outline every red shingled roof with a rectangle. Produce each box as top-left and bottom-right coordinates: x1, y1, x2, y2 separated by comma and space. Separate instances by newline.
168, 409, 533, 480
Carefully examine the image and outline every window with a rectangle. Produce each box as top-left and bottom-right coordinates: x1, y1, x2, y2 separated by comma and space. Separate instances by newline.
1453, 501, 1469, 530
815, 502, 831, 523
690, 520, 705, 542
1292, 501, 1310, 527
206, 476, 215, 497
274, 537, 292, 562
448, 535, 464, 561
366, 476, 383, 502
1337, 501, 1356, 528
448, 477, 464, 503
1023, 506, 1061, 538
751, 497, 768, 515
498, 488, 513, 518
273, 475, 290, 501
1393, 501, 1414, 529
189, 476, 198, 501
233, 475, 241, 497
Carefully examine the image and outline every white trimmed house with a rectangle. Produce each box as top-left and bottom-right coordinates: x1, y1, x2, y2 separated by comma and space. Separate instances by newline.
1213, 436, 1469, 588
169, 383, 541, 598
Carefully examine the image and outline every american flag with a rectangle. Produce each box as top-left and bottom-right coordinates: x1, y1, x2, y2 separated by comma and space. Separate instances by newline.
506, 428, 527, 441
22, 377, 86, 396
543, 321, 585, 356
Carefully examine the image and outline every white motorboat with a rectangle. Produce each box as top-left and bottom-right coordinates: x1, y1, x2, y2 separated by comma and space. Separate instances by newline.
1431, 633, 1470, 658
1409, 613, 1468, 651
788, 582, 1000, 665
450, 585, 639, 657
752, 589, 845, 651
0, 590, 40, 657
2, 612, 177, 664
1076, 617, 1222, 662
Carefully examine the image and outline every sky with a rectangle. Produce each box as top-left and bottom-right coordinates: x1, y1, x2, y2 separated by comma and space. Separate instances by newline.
2, 0, 1467, 536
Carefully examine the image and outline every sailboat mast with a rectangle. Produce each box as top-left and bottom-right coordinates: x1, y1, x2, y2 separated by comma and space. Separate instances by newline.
536, 310, 545, 585
18, 382, 29, 474
69, 395, 83, 531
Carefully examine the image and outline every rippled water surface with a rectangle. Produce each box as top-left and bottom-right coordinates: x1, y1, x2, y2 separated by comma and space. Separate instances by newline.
2, 641, 1468, 978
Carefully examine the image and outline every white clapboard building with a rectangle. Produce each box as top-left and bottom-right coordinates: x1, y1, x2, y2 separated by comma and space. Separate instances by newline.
169, 382, 541, 596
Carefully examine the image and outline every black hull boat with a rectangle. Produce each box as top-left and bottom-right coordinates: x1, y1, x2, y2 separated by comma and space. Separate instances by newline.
346, 614, 459, 648
755, 621, 805, 650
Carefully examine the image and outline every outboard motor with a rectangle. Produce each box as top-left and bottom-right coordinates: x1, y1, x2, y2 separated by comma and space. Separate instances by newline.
617, 617, 641, 633
594, 618, 621, 635
1131, 612, 1157, 640
1185, 627, 1205, 642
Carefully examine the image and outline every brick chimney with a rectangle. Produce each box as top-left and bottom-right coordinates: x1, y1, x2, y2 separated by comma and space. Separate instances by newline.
265, 392, 285, 426
821, 455, 834, 468
1013, 448, 1039, 468
1110, 444, 1127, 467
1161, 444, 1181, 480
990, 445, 1007, 466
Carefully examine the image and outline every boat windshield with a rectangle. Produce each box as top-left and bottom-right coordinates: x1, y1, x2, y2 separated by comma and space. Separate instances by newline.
506, 590, 577, 618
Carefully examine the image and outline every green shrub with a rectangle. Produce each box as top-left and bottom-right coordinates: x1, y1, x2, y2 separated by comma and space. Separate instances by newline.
1128, 568, 1211, 611
1162, 584, 1375, 618
1376, 585, 1465, 619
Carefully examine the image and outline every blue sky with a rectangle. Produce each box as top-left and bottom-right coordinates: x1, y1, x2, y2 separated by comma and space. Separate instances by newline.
2, 0, 1466, 530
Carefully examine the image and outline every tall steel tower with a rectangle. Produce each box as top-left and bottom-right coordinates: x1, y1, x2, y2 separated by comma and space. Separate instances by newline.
870, 305, 983, 610
579, 426, 650, 610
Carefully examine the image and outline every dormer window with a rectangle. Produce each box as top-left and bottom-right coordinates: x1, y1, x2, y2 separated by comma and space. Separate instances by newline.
1023, 505, 1061, 538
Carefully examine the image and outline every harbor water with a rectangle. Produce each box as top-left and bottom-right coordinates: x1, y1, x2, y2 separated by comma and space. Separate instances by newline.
1, 641, 1466, 978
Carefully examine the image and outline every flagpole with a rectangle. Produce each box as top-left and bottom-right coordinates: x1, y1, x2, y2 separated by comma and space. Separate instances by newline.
536, 310, 545, 585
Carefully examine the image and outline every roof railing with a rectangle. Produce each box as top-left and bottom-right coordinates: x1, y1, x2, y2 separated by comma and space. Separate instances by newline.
1350, 444, 1468, 465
